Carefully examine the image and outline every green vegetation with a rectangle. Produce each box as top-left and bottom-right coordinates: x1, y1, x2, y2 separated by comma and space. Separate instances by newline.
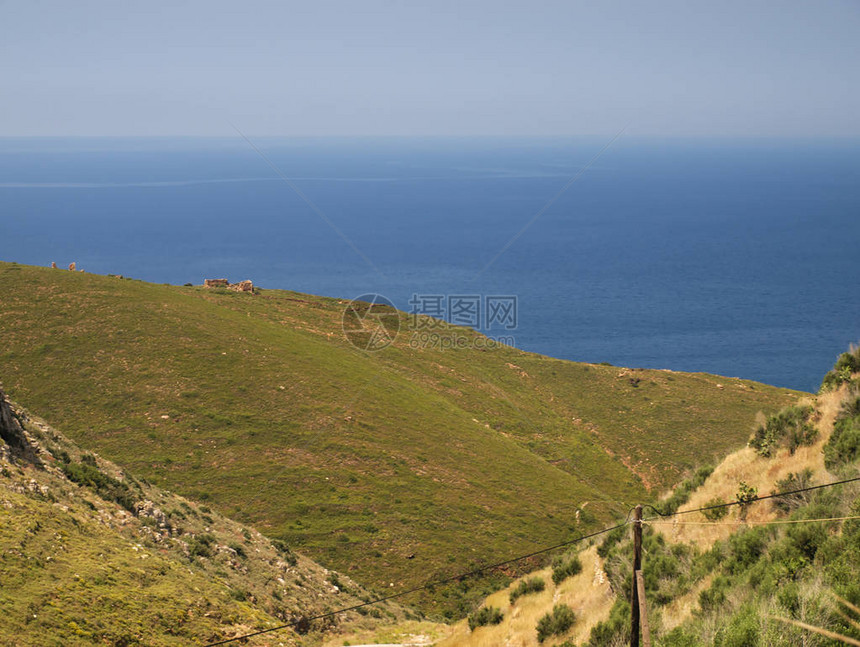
60, 458, 138, 512
702, 497, 729, 520
659, 464, 715, 515
467, 606, 503, 631
820, 347, 860, 392
735, 481, 758, 520
825, 391, 860, 471
551, 553, 583, 585
583, 363, 860, 647
771, 469, 815, 513
509, 576, 546, 604
0, 262, 801, 610
749, 404, 817, 456
535, 603, 576, 642
0, 395, 399, 646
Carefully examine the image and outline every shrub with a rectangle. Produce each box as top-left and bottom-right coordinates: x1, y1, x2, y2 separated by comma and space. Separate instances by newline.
713, 604, 760, 647
597, 525, 626, 558
61, 460, 138, 512
510, 576, 546, 604
271, 538, 298, 566
698, 575, 730, 611
585, 598, 629, 646
735, 481, 757, 520
467, 606, 503, 631
821, 347, 860, 392
660, 465, 715, 515
189, 539, 212, 558
749, 405, 816, 457
536, 603, 576, 642
552, 554, 583, 585
824, 394, 860, 470
702, 498, 729, 521
771, 469, 814, 513
189, 532, 216, 558
726, 527, 769, 573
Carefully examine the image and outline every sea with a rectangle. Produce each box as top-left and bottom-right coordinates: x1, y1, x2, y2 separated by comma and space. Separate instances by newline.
1, 136, 858, 392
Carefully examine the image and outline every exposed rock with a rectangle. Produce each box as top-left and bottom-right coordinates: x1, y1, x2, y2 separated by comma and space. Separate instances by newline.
0, 389, 42, 466
204, 278, 254, 293
229, 280, 254, 293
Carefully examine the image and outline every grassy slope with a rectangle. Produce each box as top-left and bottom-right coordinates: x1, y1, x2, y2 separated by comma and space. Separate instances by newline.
1, 394, 402, 646
441, 371, 860, 647
0, 262, 802, 599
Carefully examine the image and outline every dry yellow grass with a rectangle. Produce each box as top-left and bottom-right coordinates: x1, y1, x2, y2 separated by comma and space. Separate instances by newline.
432, 384, 856, 645
435, 545, 614, 647
319, 620, 451, 647
656, 389, 843, 549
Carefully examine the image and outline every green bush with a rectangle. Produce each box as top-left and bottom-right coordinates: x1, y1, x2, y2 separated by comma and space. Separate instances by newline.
660, 626, 706, 647
824, 394, 860, 470
771, 469, 814, 513
536, 603, 576, 643
271, 538, 298, 566
726, 526, 770, 574
597, 525, 626, 558
698, 575, 730, 611
749, 405, 816, 457
467, 606, 503, 631
702, 498, 729, 521
585, 598, 629, 646
61, 460, 138, 512
510, 576, 545, 603
735, 481, 757, 519
552, 554, 583, 585
660, 465, 715, 515
189, 532, 216, 558
713, 604, 760, 647
821, 347, 860, 392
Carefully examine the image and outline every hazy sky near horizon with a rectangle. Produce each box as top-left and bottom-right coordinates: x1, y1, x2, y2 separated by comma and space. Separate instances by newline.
2, 1, 859, 137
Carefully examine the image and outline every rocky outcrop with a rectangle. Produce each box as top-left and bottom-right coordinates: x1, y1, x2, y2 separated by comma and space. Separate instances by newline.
230, 279, 254, 293
0, 389, 42, 465
204, 278, 255, 293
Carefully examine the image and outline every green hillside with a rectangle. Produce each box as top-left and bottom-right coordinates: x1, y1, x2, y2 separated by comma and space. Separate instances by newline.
0, 262, 803, 606
0, 389, 403, 646
436, 349, 860, 647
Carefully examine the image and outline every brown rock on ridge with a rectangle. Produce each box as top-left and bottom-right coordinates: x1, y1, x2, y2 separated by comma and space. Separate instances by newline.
230, 280, 254, 293
0, 388, 42, 465
204, 278, 255, 293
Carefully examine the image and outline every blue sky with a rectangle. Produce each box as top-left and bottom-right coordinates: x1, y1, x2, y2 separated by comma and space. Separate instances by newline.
2, 0, 859, 137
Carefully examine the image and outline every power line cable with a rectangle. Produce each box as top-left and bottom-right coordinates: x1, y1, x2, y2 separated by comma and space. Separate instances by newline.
641, 474, 860, 520
204, 520, 628, 646
206, 473, 860, 645
645, 514, 860, 527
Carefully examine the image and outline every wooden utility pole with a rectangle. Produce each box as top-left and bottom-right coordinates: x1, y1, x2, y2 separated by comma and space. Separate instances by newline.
630, 504, 643, 647
636, 570, 652, 647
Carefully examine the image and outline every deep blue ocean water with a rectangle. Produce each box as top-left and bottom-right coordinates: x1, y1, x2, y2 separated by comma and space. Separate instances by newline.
1, 136, 858, 392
